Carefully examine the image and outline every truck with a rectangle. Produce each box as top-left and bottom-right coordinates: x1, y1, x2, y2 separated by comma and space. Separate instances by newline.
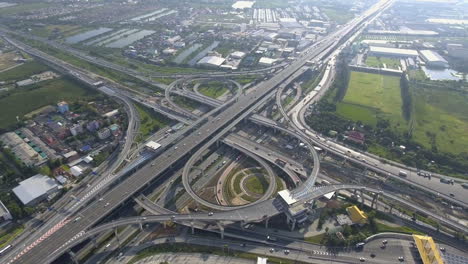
398, 170, 408, 177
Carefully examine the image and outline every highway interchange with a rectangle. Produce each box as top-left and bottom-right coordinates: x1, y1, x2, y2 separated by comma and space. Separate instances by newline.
1, 0, 467, 263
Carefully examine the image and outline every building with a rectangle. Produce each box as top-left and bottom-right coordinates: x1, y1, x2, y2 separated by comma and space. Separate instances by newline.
230, 51, 246, 59
412, 235, 444, 264
103, 109, 119, 118
361, 39, 394, 48
97, 127, 111, 140
367, 29, 438, 37
16, 79, 35, 87
69, 123, 84, 136
70, 165, 83, 177
346, 205, 368, 225
419, 50, 448, 68
369, 46, 418, 58
197, 56, 226, 68
256, 257, 268, 264
447, 43, 468, 59
109, 124, 120, 136
86, 120, 100, 132
345, 131, 365, 145
258, 57, 276, 66
146, 141, 161, 151
0, 132, 45, 166
57, 101, 69, 114
12, 174, 60, 206
0, 200, 12, 221
232, 1, 255, 9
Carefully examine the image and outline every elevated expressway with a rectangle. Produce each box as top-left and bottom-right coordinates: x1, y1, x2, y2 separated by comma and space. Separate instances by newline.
6, 1, 395, 263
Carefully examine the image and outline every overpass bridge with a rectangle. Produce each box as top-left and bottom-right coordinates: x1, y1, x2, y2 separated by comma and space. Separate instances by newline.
5, 1, 396, 262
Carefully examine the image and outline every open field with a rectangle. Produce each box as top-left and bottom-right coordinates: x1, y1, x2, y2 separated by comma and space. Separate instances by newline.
0, 77, 97, 129
337, 71, 407, 131
411, 87, 468, 154
0, 52, 20, 71
0, 61, 49, 81
244, 175, 267, 195
135, 103, 171, 141
0, 3, 50, 15
322, 8, 355, 24
31, 25, 84, 38
365, 56, 400, 69
198, 81, 228, 98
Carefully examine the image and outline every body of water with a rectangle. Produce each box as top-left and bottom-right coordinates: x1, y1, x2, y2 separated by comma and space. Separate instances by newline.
421, 66, 463, 81
105, 30, 155, 48
65, 27, 112, 44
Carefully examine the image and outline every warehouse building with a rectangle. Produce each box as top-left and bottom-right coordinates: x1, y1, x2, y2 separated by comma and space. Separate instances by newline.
369, 46, 418, 58
13, 174, 60, 206
197, 56, 226, 68
419, 50, 448, 68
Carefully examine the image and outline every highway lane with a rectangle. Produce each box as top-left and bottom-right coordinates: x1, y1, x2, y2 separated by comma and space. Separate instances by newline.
7, 1, 393, 263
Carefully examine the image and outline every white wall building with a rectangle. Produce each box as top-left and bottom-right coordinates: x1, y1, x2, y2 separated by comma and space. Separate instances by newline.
419, 50, 448, 68
13, 174, 60, 206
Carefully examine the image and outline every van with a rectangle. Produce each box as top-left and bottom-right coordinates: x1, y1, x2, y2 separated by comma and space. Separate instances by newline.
398, 171, 407, 177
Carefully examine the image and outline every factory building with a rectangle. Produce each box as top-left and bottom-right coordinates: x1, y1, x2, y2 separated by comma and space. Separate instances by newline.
12, 174, 60, 206
368, 46, 418, 58
197, 56, 226, 68
419, 50, 448, 68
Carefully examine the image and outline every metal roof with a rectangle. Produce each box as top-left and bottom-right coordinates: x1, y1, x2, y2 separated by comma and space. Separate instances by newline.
13, 174, 59, 205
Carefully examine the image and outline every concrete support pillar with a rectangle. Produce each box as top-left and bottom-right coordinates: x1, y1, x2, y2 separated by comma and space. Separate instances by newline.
114, 228, 120, 246
240, 221, 245, 230
265, 218, 269, 230
68, 250, 79, 264
163, 221, 167, 228
217, 222, 224, 240
290, 219, 297, 231
190, 221, 195, 235
359, 190, 364, 206
139, 222, 143, 231
92, 236, 98, 248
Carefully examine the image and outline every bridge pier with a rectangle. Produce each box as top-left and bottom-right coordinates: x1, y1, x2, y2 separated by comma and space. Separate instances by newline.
190, 221, 195, 235
67, 249, 79, 264
240, 221, 245, 230
217, 222, 224, 239
359, 190, 364, 206
114, 228, 121, 246
139, 221, 143, 231
371, 193, 379, 209
290, 218, 297, 231
265, 218, 269, 230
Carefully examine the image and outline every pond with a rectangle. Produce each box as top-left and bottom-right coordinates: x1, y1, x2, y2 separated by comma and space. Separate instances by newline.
65, 27, 112, 44
421, 66, 463, 81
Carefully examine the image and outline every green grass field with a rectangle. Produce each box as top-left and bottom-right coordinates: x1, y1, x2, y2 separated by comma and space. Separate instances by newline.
0, 77, 97, 129
365, 56, 400, 69
322, 8, 355, 24
244, 175, 267, 195
337, 71, 407, 131
135, 103, 171, 141
411, 88, 468, 154
0, 61, 49, 81
198, 81, 228, 98
0, 3, 50, 15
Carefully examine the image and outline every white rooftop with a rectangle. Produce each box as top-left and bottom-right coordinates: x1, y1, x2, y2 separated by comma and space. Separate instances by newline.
13, 174, 59, 205
419, 50, 447, 63
197, 56, 226, 67
146, 141, 161, 151
258, 57, 276, 65
257, 257, 268, 264
232, 1, 255, 9
71, 165, 83, 177
278, 190, 297, 205
369, 46, 418, 57
230, 51, 246, 58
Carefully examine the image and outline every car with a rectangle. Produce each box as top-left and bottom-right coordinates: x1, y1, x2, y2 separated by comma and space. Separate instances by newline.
380, 244, 386, 249
359, 257, 366, 262
269, 248, 275, 253
98, 198, 103, 202
284, 249, 290, 255
104, 202, 110, 207
449, 193, 455, 197
382, 240, 388, 244
370, 253, 375, 258
440, 247, 445, 252
398, 256, 404, 261
74, 217, 81, 222
208, 212, 214, 216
